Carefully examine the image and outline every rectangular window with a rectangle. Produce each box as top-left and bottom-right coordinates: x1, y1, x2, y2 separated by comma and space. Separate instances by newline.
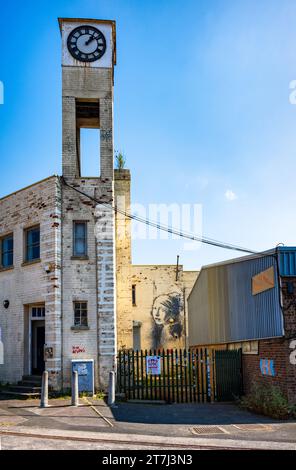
25, 226, 40, 262
74, 302, 88, 327
73, 222, 87, 257
132, 285, 136, 306
1, 234, 13, 268
31, 306, 45, 318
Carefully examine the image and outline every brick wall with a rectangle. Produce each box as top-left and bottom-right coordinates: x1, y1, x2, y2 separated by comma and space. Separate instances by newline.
114, 170, 133, 349
0, 176, 62, 387
242, 277, 296, 404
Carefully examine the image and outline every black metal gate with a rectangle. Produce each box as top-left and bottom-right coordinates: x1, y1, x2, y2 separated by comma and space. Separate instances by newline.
117, 348, 243, 403
215, 349, 243, 401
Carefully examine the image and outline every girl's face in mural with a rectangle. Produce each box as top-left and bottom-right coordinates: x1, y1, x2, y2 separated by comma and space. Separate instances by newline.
152, 304, 166, 325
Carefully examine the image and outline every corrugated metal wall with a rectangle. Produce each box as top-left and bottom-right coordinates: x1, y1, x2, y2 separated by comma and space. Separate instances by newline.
279, 247, 296, 277
188, 254, 284, 346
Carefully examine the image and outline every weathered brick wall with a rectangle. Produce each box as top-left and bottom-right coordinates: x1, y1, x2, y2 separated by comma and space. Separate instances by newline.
61, 177, 116, 391
242, 338, 288, 397
114, 167, 198, 352
0, 176, 62, 387
61, 63, 116, 391
242, 277, 296, 404
131, 266, 198, 351
114, 170, 133, 350
62, 67, 114, 179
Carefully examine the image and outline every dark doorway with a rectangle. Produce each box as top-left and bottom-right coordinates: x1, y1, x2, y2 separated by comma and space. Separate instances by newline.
32, 322, 45, 375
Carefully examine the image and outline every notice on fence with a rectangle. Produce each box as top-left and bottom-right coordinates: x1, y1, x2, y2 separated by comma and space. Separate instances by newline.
146, 356, 161, 375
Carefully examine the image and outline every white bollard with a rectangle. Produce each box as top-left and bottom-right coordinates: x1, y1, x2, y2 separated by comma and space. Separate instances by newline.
40, 371, 49, 408
71, 370, 79, 406
108, 371, 116, 407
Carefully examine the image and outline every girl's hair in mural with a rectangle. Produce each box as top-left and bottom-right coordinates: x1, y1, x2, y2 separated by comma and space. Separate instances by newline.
151, 293, 184, 350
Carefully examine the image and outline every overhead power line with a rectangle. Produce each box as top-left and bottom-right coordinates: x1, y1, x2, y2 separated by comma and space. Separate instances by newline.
61, 177, 257, 255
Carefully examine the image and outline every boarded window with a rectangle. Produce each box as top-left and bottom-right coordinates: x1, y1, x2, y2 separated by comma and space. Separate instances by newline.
252, 266, 275, 295
133, 324, 141, 351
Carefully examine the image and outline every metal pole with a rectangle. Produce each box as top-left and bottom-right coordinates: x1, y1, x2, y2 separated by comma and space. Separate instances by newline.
183, 287, 188, 350
40, 370, 49, 408
71, 370, 79, 406
108, 371, 115, 406
176, 255, 180, 281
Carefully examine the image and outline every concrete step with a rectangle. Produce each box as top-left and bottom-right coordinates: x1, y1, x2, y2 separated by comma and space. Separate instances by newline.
8, 385, 41, 394
21, 375, 42, 385
18, 380, 42, 387
0, 390, 41, 399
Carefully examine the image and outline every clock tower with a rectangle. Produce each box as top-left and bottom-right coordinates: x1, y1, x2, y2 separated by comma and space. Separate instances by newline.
58, 18, 117, 390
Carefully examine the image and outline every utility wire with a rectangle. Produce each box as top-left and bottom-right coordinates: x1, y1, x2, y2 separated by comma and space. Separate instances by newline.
61, 177, 257, 255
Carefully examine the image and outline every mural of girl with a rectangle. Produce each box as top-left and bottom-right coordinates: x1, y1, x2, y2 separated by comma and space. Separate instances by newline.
151, 292, 184, 349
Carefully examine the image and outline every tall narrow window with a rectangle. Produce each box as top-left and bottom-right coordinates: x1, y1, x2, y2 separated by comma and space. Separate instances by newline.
132, 285, 136, 306
73, 221, 87, 257
25, 226, 40, 262
74, 302, 88, 327
1, 234, 13, 268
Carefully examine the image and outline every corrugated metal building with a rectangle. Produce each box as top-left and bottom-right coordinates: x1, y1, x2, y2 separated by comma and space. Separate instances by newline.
188, 247, 296, 404
188, 247, 296, 347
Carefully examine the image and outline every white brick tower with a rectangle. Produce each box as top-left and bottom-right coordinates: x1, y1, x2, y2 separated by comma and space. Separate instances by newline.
59, 18, 117, 390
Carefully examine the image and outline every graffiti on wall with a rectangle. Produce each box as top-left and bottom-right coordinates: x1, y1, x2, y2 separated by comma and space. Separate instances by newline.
260, 359, 276, 376
289, 339, 296, 365
151, 292, 184, 349
72, 345, 86, 354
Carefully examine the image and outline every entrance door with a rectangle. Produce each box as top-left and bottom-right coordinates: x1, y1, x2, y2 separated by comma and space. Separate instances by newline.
35, 326, 45, 374
31, 320, 45, 375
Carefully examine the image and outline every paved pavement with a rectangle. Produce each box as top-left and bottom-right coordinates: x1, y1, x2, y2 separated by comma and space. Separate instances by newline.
0, 397, 295, 450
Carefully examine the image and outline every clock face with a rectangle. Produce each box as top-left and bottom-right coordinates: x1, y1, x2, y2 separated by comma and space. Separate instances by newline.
67, 25, 106, 62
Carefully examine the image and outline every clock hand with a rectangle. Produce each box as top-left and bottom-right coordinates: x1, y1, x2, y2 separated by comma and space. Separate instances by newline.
85, 35, 96, 46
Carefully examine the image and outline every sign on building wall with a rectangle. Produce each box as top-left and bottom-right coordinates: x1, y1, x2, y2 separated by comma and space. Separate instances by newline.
72, 359, 94, 394
146, 356, 161, 375
260, 359, 275, 376
252, 266, 275, 295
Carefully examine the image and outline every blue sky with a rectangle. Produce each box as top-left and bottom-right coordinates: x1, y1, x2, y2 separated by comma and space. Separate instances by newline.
1, 0, 296, 270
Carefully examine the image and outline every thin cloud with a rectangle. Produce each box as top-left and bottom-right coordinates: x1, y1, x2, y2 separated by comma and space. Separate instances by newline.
225, 189, 238, 201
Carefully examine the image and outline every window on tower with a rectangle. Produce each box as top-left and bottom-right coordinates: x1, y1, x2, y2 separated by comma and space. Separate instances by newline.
73, 221, 88, 257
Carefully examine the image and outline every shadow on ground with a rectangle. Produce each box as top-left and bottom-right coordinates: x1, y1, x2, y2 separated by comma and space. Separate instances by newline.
110, 402, 284, 426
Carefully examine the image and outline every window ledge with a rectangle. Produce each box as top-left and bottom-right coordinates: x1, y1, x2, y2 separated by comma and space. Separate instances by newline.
71, 325, 89, 331
22, 259, 41, 267
0, 265, 14, 273
71, 256, 89, 261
